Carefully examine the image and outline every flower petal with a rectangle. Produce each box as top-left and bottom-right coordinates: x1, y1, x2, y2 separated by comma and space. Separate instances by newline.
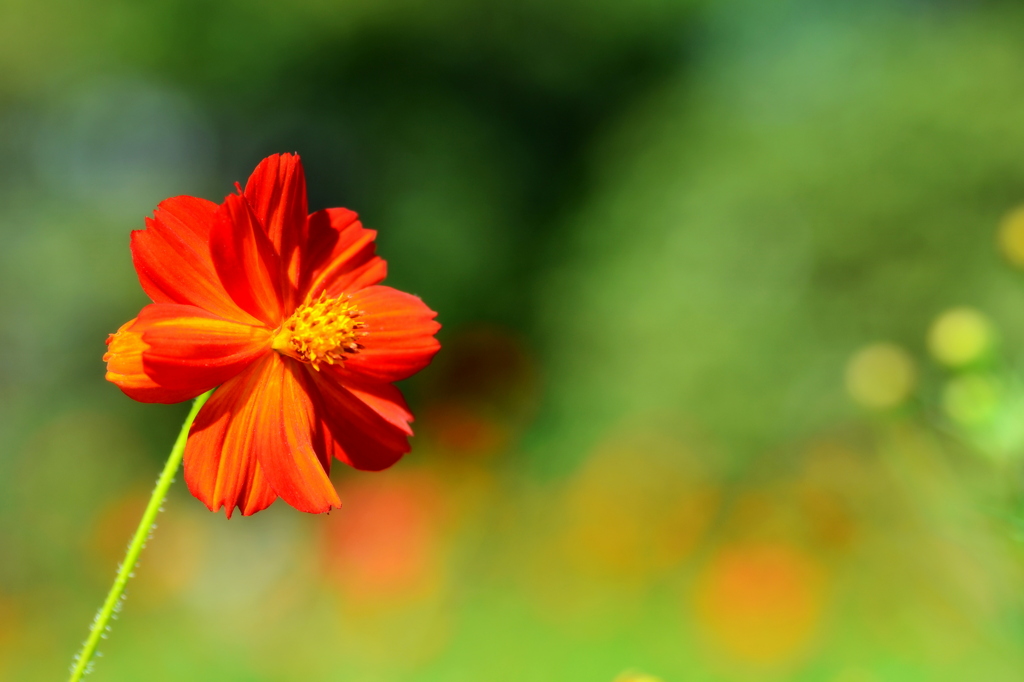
136, 303, 271, 394
131, 196, 258, 323
210, 193, 286, 325
326, 368, 414, 435
184, 357, 281, 517
249, 355, 341, 513
243, 153, 308, 306
104, 318, 205, 404
240, 463, 280, 516
309, 369, 413, 471
300, 208, 387, 299
345, 285, 441, 382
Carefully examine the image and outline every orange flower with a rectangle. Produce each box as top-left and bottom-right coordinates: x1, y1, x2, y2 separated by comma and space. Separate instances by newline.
104, 154, 440, 517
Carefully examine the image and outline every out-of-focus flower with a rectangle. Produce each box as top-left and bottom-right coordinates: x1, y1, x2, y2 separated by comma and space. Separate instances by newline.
319, 470, 446, 606
844, 343, 915, 409
693, 542, 827, 667
927, 307, 993, 368
104, 153, 441, 516
561, 431, 717, 582
317, 471, 453, 668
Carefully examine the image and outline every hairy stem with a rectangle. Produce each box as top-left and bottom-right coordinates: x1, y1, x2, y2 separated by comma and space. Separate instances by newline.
68, 390, 212, 681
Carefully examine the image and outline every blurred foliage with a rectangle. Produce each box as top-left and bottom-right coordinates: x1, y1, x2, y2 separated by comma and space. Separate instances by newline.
5, 0, 1024, 680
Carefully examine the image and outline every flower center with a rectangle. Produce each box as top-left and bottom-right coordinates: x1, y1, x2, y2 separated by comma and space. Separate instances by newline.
271, 292, 363, 370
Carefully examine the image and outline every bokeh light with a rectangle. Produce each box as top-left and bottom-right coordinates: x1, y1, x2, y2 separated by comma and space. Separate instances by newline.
928, 307, 994, 368
845, 344, 916, 410
320, 470, 447, 607
693, 542, 828, 668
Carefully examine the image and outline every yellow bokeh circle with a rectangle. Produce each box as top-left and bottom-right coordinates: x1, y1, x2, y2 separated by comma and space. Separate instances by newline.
845, 343, 916, 409
927, 307, 993, 368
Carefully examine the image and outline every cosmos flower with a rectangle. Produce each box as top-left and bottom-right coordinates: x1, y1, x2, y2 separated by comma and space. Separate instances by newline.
104, 153, 440, 517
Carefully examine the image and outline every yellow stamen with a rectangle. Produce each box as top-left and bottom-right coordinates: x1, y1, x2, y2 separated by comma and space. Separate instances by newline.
272, 291, 363, 370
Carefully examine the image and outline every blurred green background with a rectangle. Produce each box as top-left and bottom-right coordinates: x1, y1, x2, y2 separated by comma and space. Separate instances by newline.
6, 0, 1024, 680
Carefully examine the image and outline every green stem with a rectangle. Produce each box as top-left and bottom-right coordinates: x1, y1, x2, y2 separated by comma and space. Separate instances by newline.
68, 389, 213, 681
